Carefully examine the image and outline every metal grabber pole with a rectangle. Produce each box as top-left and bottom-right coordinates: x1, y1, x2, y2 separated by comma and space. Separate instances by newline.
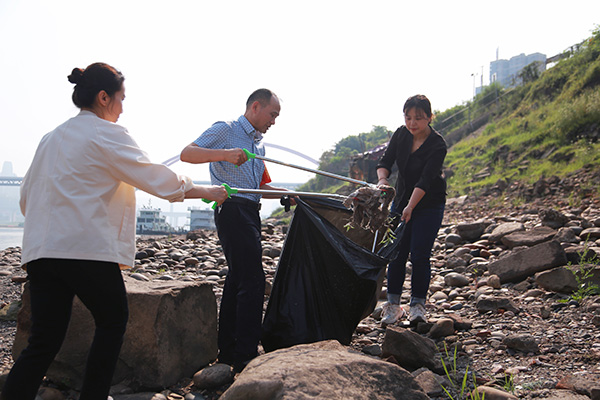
202, 184, 347, 209
241, 149, 388, 252
242, 149, 374, 187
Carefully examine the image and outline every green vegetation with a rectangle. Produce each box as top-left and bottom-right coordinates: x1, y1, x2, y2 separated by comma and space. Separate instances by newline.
559, 241, 600, 303
566, 264, 600, 303
437, 342, 521, 399
269, 27, 600, 218
269, 207, 292, 225
439, 343, 484, 400
298, 126, 392, 193
444, 27, 600, 196
500, 374, 515, 395
294, 29, 600, 200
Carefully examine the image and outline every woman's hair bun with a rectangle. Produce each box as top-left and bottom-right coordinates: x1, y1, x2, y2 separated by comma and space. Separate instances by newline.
67, 68, 84, 84
68, 63, 124, 109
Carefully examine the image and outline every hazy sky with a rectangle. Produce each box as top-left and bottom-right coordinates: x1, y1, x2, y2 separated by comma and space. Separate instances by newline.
1, 0, 598, 219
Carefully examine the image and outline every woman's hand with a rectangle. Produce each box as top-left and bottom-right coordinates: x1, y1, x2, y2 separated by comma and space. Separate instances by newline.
401, 205, 413, 223
402, 188, 425, 223
204, 185, 229, 206
377, 177, 389, 187
183, 184, 228, 204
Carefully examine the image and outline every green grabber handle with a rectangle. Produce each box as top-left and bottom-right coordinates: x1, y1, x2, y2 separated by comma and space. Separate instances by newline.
243, 148, 256, 159
234, 148, 256, 167
201, 183, 238, 209
222, 183, 238, 196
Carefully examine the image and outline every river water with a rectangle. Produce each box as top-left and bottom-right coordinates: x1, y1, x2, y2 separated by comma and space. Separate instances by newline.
0, 195, 284, 252
0, 227, 23, 250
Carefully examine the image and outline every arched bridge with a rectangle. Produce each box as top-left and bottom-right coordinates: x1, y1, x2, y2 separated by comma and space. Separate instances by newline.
1, 142, 317, 188
0, 177, 22, 186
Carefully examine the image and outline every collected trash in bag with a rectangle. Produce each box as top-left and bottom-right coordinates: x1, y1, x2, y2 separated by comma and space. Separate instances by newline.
262, 197, 391, 353
343, 185, 395, 232
241, 147, 397, 234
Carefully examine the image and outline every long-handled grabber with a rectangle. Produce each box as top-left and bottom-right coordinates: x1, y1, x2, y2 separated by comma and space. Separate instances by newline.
202, 183, 347, 209
242, 149, 374, 187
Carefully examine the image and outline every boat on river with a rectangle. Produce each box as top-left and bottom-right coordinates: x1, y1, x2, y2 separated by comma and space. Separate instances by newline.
136, 206, 182, 235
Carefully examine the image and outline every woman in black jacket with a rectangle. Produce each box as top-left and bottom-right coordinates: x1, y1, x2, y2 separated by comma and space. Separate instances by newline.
376, 94, 447, 325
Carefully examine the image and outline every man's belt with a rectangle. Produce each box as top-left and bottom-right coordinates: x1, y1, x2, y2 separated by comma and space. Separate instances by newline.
224, 196, 261, 211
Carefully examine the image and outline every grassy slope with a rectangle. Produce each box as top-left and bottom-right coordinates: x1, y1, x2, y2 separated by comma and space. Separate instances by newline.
445, 29, 600, 197
270, 29, 600, 218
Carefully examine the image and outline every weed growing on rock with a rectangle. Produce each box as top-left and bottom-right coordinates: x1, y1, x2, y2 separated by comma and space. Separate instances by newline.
510, 195, 525, 208
562, 241, 600, 303
564, 264, 600, 303
567, 191, 582, 208
501, 373, 515, 395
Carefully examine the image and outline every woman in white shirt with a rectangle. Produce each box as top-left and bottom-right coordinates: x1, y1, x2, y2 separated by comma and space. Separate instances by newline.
1, 62, 227, 400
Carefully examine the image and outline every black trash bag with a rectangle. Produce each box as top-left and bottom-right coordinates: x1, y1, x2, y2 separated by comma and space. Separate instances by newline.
261, 197, 390, 353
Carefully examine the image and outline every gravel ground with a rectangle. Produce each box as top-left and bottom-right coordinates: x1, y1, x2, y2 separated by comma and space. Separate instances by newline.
1, 182, 600, 399
0, 266, 23, 375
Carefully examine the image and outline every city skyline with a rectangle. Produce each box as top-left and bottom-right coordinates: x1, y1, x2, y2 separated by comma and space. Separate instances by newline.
2, 1, 599, 184
0, 42, 586, 181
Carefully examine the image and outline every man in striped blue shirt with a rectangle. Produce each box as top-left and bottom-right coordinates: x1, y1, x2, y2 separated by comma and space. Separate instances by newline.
181, 89, 289, 373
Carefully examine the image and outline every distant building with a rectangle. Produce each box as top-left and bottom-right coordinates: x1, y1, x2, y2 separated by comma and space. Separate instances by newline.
490, 52, 546, 88
1, 161, 16, 177
189, 207, 216, 231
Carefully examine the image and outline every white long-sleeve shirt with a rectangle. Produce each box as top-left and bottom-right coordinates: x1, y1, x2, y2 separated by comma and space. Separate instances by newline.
20, 110, 193, 268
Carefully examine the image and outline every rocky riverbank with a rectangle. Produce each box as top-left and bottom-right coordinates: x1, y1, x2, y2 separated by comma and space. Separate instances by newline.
1, 170, 600, 399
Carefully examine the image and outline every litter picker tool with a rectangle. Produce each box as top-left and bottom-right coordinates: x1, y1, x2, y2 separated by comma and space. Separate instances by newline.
202, 183, 347, 209
242, 149, 375, 188
202, 150, 395, 252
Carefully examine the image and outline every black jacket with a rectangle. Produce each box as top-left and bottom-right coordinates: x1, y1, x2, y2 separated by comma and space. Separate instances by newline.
376, 125, 447, 212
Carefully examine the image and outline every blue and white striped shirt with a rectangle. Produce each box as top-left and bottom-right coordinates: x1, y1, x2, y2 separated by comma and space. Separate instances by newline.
193, 116, 265, 202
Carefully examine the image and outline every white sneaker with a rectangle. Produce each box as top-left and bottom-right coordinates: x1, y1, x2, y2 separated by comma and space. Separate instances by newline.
381, 302, 405, 325
409, 303, 427, 324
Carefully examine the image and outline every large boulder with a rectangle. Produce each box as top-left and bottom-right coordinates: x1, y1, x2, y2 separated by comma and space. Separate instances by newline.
220, 340, 429, 400
503, 334, 539, 353
539, 208, 569, 229
487, 240, 567, 283
456, 220, 488, 241
564, 245, 600, 264
501, 226, 557, 249
535, 266, 578, 293
580, 227, 600, 240
475, 296, 520, 314
555, 227, 580, 244
381, 326, 442, 373
536, 265, 600, 293
13, 276, 217, 390
488, 222, 524, 243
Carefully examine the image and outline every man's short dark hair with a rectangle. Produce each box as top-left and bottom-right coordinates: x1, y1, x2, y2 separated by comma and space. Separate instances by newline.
246, 88, 275, 108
